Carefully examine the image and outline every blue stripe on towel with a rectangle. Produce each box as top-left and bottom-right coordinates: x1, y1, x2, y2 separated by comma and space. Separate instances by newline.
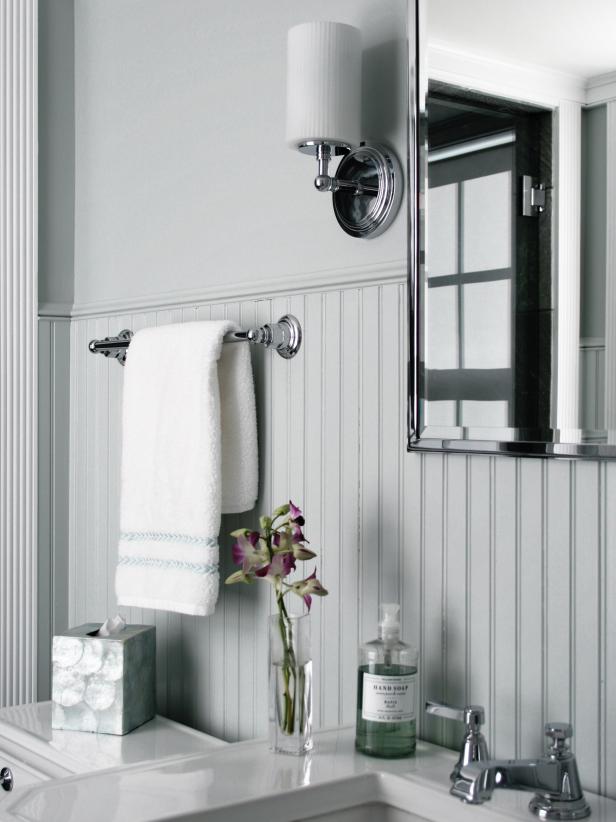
118, 555, 218, 575
120, 531, 218, 548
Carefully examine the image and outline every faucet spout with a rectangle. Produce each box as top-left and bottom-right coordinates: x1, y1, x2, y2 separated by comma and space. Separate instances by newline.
452, 756, 571, 804
450, 725, 591, 821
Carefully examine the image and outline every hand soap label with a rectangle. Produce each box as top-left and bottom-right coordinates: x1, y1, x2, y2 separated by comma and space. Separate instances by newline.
361, 672, 416, 723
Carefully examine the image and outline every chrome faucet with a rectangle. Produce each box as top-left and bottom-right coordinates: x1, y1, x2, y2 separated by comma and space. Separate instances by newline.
425, 700, 489, 782
451, 722, 591, 820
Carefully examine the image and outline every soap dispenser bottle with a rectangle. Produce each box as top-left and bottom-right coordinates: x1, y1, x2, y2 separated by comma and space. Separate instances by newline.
355, 603, 418, 757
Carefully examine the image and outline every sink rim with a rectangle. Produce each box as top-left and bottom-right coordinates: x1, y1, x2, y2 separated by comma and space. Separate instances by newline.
1, 727, 614, 822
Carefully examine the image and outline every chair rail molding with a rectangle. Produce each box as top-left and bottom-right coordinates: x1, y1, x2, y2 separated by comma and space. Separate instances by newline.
1, 0, 38, 707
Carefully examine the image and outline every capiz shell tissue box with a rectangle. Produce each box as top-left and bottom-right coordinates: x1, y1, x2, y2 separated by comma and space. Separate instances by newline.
52, 623, 156, 735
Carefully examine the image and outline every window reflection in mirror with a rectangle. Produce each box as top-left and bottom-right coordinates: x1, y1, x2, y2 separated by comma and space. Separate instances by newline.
424, 88, 553, 439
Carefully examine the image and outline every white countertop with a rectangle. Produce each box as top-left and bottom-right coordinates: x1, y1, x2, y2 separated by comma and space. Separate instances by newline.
1, 726, 615, 822
0, 701, 226, 777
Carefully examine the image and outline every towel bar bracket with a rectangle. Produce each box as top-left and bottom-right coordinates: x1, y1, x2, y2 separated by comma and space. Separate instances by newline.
88, 329, 133, 365
88, 315, 302, 365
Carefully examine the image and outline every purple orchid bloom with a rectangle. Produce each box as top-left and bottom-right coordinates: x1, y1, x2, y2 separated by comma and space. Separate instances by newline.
289, 500, 305, 527
231, 531, 268, 572
290, 568, 328, 611
256, 552, 296, 581
291, 523, 307, 543
272, 525, 315, 560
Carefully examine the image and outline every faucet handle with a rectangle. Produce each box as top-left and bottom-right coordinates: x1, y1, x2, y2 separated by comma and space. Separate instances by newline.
425, 700, 484, 732
544, 722, 573, 756
425, 700, 489, 781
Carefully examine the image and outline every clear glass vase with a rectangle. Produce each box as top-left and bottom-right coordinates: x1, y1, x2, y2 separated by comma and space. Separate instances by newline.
268, 612, 313, 755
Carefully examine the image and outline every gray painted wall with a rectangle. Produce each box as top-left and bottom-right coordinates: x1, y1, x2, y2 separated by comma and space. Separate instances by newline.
72, 0, 407, 309
39, 0, 75, 309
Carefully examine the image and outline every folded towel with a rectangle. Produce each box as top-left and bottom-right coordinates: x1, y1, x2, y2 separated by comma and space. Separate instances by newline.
115, 321, 258, 617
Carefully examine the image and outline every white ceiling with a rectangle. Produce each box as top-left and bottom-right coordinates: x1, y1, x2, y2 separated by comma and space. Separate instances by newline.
428, 0, 616, 80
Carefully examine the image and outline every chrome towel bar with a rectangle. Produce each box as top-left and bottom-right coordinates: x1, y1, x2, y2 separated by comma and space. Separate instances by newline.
88, 314, 302, 365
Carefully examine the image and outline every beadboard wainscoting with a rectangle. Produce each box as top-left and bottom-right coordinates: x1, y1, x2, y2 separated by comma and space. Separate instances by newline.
64, 280, 616, 798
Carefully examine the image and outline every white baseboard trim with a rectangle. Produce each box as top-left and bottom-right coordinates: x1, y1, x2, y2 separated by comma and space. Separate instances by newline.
44, 260, 407, 320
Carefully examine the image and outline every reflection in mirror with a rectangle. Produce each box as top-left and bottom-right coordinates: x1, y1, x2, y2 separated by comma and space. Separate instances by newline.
412, 0, 616, 455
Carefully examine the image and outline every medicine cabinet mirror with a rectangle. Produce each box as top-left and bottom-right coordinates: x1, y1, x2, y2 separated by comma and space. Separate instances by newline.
408, 0, 616, 457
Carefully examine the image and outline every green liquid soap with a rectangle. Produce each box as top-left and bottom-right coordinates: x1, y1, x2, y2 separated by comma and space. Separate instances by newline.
355, 604, 418, 758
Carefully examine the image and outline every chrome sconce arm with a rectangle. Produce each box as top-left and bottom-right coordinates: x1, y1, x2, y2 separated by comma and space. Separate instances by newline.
311, 142, 378, 196
297, 140, 403, 239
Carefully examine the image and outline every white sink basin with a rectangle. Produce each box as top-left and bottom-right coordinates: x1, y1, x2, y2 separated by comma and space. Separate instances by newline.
306, 804, 424, 822
1, 728, 615, 822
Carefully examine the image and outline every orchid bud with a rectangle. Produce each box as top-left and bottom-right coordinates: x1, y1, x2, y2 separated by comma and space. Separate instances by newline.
272, 503, 290, 518
225, 569, 254, 585
259, 515, 272, 531
293, 545, 317, 561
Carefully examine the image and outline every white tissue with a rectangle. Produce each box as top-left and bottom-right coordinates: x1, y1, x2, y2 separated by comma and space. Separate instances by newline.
96, 615, 126, 637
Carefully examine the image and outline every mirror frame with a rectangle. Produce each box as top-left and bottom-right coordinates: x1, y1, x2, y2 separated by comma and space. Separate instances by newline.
406, 0, 616, 459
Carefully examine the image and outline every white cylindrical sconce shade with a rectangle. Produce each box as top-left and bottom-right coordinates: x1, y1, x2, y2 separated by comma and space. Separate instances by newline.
286, 21, 361, 151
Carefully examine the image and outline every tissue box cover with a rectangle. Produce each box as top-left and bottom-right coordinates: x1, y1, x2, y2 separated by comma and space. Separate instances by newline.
51, 623, 156, 735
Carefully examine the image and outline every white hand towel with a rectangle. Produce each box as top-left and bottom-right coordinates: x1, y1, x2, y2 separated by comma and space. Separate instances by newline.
115, 321, 258, 617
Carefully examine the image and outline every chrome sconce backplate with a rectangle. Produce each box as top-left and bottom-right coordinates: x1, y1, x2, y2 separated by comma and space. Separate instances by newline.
332, 143, 402, 238
299, 141, 402, 239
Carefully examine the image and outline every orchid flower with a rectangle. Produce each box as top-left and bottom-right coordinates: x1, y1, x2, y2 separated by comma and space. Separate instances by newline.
255, 551, 296, 582
289, 569, 328, 611
289, 500, 305, 526
230, 530, 268, 573
273, 527, 316, 561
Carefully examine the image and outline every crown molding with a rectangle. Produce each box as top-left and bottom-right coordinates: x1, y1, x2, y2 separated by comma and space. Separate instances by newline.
428, 41, 587, 107
586, 70, 616, 106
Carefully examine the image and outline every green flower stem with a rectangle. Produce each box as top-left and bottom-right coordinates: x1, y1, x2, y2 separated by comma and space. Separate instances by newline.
276, 587, 298, 735
261, 513, 305, 737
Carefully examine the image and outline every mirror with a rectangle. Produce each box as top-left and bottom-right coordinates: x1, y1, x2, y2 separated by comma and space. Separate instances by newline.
409, 0, 616, 457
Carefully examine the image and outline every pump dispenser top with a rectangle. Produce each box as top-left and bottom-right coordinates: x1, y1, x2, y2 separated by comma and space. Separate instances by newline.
379, 603, 401, 641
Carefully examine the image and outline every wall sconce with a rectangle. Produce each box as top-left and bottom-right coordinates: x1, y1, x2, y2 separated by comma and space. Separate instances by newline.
286, 21, 402, 239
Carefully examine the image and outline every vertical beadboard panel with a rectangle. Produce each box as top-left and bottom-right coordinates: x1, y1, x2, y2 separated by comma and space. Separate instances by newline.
66, 278, 616, 797
604, 461, 616, 797
492, 457, 517, 756
467, 456, 493, 750
442, 453, 468, 751
339, 288, 360, 725
421, 452, 446, 744
517, 460, 544, 757
0, 0, 38, 707
572, 461, 601, 791
37, 317, 70, 698
320, 290, 342, 728
545, 460, 573, 723
359, 287, 381, 645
